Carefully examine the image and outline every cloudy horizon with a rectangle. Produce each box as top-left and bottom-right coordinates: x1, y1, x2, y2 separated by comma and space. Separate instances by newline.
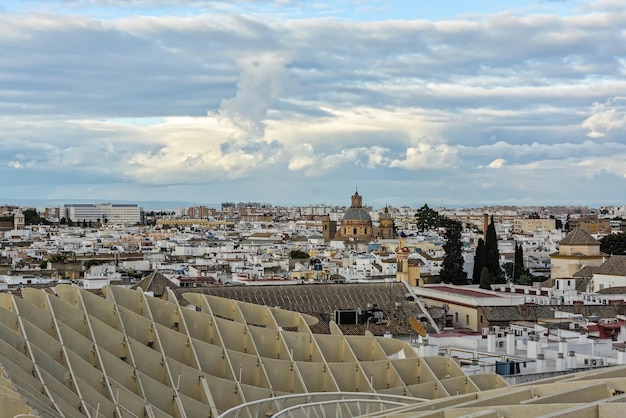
1, 0, 625, 209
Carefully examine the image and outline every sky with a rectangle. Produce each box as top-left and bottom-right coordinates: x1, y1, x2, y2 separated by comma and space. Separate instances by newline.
1, 0, 625, 209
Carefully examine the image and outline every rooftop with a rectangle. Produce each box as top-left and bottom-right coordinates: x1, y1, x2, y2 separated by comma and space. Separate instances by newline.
426, 285, 503, 299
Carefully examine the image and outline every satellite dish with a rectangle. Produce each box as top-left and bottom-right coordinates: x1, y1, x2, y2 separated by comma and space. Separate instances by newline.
409, 317, 427, 337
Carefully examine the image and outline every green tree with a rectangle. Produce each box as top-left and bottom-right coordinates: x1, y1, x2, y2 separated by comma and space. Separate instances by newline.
289, 249, 310, 259
23, 209, 50, 225
485, 215, 504, 284
439, 219, 467, 285
479, 267, 491, 290
600, 232, 626, 255
84, 259, 106, 269
415, 204, 441, 232
503, 244, 533, 284
511, 243, 524, 283
472, 238, 487, 284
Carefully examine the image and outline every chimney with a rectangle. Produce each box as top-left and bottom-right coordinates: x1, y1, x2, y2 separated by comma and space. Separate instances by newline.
483, 213, 489, 241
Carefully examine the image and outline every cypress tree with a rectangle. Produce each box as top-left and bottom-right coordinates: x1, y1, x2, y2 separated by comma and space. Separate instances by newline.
472, 238, 486, 284
439, 219, 467, 285
479, 267, 491, 290
514, 243, 524, 283
485, 215, 504, 283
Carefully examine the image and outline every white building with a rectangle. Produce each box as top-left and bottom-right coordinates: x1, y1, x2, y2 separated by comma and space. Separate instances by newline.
592, 255, 626, 292
63, 203, 144, 225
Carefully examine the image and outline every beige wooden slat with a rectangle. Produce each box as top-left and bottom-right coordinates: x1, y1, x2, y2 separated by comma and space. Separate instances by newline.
215, 316, 256, 355
118, 307, 156, 347
11, 296, 57, 339
282, 331, 325, 363
0, 347, 59, 416
180, 307, 223, 346
314, 334, 358, 363
390, 358, 438, 386
0, 320, 27, 354
105, 285, 146, 315
164, 355, 215, 404
360, 360, 410, 392
101, 286, 159, 416
226, 348, 271, 389
248, 326, 291, 360
345, 335, 388, 362
376, 336, 419, 359
422, 356, 466, 381
259, 357, 306, 393
192, 338, 235, 380
238, 302, 280, 329
327, 362, 375, 393
137, 369, 179, 416
406, 380, 449, 399
439, 375, 481, 396
154, 321, 197, 368
200, 373, 250, 415
294, 361, 340, 393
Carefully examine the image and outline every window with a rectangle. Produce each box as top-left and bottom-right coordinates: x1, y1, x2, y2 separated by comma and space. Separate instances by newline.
455, 312, 458, 322
480, 315, 483, 323
364, 228, 367, 234
353, 228, 357, 235
466, 315, 469, 325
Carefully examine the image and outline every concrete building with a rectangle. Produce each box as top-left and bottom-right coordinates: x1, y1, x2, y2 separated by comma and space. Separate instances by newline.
550, 227, 607, 279
512, 217, 556, 233
64, 203, 144, 225
568, 215, 612, 235
592, 255, 626, 292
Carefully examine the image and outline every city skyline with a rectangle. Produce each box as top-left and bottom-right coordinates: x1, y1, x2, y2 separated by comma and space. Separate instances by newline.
1, 1, 625, 208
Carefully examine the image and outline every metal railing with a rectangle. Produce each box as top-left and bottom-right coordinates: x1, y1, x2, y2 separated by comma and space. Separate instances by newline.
218, 392, 426, 418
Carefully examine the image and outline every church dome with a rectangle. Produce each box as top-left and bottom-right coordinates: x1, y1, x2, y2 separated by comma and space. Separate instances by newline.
342, 190, 372, 222
343, 207, 372, 221
380, 206, 392, 220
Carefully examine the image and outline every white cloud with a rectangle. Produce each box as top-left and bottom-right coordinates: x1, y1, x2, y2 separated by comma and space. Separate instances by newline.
288, 143, 315, 171
1, 4, 626, 205
390, 142, 458, 170
218, 53, 299, 138
582, 97, 626, 138
486, 159, 506, 169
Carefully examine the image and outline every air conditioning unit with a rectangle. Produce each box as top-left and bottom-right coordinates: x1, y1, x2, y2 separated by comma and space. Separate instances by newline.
598, 359, 604, 366
591, 359, 597, 366
584, 358, 590, 365
498, 341, 504, 348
